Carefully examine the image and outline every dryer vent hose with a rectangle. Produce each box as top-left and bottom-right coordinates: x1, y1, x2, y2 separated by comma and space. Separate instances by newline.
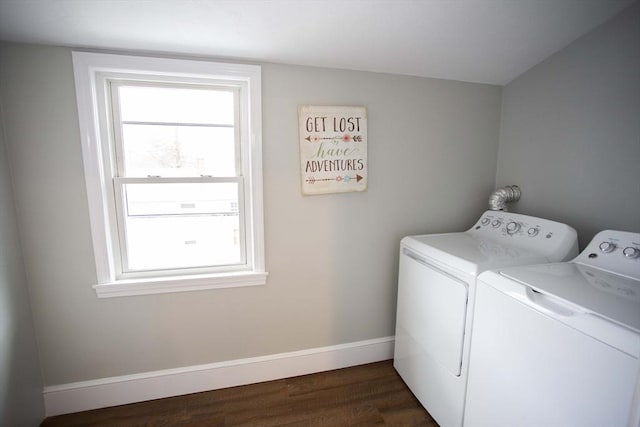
488, 185, 521, 211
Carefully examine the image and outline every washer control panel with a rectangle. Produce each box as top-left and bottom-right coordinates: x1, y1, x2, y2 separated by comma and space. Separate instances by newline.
470, 211, 578, 261
577, 230, 640, 279
598, 241, 617, 253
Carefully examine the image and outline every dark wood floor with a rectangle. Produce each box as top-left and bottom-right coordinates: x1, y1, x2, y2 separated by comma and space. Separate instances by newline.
41, 360, 438, 426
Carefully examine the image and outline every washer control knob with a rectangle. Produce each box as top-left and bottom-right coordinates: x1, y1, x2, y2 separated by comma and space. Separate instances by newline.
623, 247, 640, 259
599, 242, 617, 253
527, 227, 540, 237
481, 218, 490, 226
492, 219, 502, 228
506, 222, 521, 235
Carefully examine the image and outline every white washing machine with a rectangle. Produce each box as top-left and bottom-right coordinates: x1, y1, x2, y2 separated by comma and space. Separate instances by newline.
393, 211, 578, 427
465, 230, 640, 427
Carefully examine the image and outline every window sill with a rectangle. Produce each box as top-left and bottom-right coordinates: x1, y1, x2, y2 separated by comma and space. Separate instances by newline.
93, 271, 268, 298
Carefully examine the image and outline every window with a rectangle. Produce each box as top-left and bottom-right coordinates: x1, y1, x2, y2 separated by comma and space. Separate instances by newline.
72, 52, 266, 297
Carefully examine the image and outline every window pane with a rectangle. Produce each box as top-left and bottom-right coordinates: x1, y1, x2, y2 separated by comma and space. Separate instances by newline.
118, 85, 234, 125
125, 182, 239, 215
122, 124, 235, 177
122, 182, 242, 271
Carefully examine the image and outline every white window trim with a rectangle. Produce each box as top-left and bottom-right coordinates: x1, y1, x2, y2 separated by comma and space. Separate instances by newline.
72, 51, 267, 297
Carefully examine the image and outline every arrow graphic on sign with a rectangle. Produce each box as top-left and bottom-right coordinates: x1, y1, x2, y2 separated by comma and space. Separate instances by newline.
304, 135, 363, 142
306, 175, 364, 184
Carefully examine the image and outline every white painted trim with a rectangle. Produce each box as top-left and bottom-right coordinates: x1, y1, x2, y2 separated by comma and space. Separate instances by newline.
71, 51, 266, 294
93, 271, 268, 298
43, 337, 395, 417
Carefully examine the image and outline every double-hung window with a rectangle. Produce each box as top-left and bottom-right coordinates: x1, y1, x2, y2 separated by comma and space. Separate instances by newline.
72, 52, 266, 297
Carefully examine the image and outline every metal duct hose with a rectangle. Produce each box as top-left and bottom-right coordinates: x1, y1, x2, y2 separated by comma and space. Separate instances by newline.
488, 185, 521, 211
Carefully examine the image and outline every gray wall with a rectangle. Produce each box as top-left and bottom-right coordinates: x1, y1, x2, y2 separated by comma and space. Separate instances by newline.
0, 92, 44, 424
0, 43, 501, 386
496, 2, 640, 248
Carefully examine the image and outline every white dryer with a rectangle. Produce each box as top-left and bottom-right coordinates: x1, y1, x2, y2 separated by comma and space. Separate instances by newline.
465, 230, 640, 427
394, 211, 578, 427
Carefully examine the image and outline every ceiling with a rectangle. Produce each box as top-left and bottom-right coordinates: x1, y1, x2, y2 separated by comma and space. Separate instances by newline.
0, 0, 634, 85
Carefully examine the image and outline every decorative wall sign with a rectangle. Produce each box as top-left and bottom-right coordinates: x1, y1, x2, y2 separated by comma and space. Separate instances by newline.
298, 105, 367, 195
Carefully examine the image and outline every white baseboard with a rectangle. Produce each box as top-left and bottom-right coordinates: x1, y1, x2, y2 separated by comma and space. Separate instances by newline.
43, 336, 395, 417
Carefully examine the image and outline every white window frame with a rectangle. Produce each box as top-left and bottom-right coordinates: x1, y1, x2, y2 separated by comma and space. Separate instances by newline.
109, 81, 247, 277
72, 51, 267, 297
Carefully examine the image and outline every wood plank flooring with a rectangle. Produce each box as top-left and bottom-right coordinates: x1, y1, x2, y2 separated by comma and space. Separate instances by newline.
41, 360, 438, 426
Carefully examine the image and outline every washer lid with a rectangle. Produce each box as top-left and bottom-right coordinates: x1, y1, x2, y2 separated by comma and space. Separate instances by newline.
403, 232, 544, 276
501, 263, 640, 333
